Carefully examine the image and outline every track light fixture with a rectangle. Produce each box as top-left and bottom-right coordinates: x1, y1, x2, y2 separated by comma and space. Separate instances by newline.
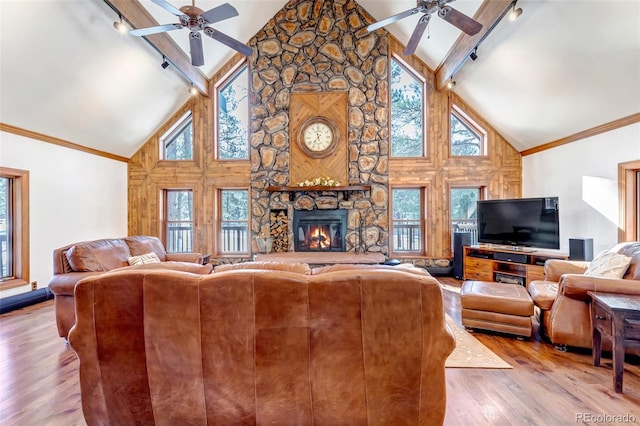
447, 77, 456, 89
113, 16, 127, 34
161, 57, 170, 69
189, 84, 198, 96
470, 48, 478, 61
509, 3, 523, 21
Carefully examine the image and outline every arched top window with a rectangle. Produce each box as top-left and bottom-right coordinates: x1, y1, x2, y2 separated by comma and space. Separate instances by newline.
216, 62, 249, 160
390, 57, 426, 157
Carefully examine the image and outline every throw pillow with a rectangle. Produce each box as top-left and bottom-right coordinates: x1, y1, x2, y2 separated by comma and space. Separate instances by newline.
127, 252, 161, 266
584, 250, 632, 279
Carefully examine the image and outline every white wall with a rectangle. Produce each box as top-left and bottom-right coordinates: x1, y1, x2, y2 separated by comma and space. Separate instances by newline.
0, 131, 128, 297
523, 123, 640, 255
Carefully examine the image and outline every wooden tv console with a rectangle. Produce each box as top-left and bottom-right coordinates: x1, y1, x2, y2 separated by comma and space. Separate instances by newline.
463, 245, 568, 286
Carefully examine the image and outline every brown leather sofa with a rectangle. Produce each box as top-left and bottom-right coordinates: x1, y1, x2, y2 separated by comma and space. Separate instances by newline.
68, 265, 455, 425
528, 241, 640, 350
48, 236, 210, 339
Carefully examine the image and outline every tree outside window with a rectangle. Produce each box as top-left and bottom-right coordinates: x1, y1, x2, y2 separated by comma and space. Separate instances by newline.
217, 65, 249, 159
161, 112, 193, 160
390, 58, 424, 157
220, 189, 248, 254
392, 188, 423, 253
450, 107, 486, 156
451, 187, 480, 245
165, 190, 193, 253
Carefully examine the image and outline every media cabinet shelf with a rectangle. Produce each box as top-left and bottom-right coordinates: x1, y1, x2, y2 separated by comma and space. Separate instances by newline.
463, 245, 568, 286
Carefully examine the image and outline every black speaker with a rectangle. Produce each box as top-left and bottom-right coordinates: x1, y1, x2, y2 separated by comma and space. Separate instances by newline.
569, 238, 594, 261
453, 232, 471, 279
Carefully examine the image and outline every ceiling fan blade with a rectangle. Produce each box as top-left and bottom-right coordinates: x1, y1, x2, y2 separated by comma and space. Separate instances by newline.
189, 32, 205, 66
439, 6, 482, 36
404, 14, 430, 56
129, 23, 183, 37
149, 0, 186, 17
367, 7, 422, 32
203, 27, 252, 57
201, 2, 239, 25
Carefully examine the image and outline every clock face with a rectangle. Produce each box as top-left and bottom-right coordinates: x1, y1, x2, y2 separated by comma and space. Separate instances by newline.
303, 122, 333, 151
299, 117, 338, 158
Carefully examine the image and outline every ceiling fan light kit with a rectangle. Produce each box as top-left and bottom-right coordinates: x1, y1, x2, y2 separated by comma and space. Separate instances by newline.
367, 0, 483, 56
128, 0, 252, 66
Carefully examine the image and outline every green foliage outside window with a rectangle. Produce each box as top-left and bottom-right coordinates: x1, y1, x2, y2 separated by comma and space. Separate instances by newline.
163, 113, 193, 160
450, 112, 482, 156
390, 59, 424, 157
218, 65, 249, 159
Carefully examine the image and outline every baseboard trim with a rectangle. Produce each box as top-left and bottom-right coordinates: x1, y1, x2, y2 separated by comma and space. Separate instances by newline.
0, 288, 54, 314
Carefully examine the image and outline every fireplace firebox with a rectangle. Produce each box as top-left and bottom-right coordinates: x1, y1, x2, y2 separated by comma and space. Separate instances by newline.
293, 209, 347, 252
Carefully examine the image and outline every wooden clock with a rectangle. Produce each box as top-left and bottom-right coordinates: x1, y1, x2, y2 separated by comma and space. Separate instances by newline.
298, 116, 339, 158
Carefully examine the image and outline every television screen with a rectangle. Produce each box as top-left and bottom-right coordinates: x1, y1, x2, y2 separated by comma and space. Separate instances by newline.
477, 197, 560, 250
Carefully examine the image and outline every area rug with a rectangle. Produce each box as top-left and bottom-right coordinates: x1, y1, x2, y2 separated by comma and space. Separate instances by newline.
445, 314, 512, 369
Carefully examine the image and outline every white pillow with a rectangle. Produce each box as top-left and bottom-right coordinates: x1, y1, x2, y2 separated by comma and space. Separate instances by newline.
584, 250, 632, 279
127, 252, 161, 266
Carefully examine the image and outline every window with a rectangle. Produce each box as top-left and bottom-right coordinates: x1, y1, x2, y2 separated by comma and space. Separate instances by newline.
391, 188, 424, 253
217, 63, 249, 159
163, 190, 193, 253
161, 111, 193, 160
619, 160, 640, 241
219, 189, 249, 254
451, 187, 481, 246
450, 105, 486, 156
0, 167, 29, 290
390, 57, 425, 157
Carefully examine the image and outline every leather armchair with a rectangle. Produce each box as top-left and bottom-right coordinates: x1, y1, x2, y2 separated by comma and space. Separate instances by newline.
528, 242, 640, 350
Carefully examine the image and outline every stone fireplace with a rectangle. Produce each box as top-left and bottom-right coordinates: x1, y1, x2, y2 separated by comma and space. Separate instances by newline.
293, 209, 347, 252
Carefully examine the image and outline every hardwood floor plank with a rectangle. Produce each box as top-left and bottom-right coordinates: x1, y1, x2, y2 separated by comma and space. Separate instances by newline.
1, 279, 639, 425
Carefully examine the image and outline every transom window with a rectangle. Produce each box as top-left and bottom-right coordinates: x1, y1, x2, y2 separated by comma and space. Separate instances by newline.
160, 111, 193, 160
219, 189, 249, 254
450, 105, 486, 156
391, 187, 425, 254
216, 63, 249, 160
390, 57, 425, 157
163, 189, 193, 253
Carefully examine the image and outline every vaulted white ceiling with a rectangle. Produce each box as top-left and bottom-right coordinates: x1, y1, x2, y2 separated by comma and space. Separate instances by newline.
1, 0, 639, 158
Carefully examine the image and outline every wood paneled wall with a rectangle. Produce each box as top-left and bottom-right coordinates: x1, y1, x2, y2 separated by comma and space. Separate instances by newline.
128, 34, 521, 258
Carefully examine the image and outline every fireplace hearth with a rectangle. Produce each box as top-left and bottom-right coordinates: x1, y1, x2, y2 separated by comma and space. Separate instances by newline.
293, 209, 347, 252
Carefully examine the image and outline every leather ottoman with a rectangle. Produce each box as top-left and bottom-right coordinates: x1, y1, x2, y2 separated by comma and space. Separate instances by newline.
460, 280, 534, 337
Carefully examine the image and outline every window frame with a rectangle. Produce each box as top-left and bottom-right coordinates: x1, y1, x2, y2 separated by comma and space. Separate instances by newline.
449, 104, 488, 157
214, 59, 250, 161
216, 188, 250, 256
389, 186, 427, 256
389, 54, 427, 158
160, 188, 194, 253
159, 110, 194, 161
0, 167, 29, 291
618, 159, 640, 242
450, 186, 485, 249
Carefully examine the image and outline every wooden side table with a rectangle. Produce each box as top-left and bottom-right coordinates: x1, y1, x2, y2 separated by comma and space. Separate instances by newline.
588, 292, 640, 393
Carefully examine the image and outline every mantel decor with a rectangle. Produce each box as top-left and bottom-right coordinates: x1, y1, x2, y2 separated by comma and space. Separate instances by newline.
267, 185, 371, 201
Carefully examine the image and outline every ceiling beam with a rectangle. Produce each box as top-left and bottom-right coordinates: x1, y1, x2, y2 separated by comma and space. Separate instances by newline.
105, 0, 209, 96
435, 0, 513, 91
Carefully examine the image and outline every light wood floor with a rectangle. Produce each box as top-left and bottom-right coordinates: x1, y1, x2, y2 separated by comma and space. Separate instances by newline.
1, 277, 639, 425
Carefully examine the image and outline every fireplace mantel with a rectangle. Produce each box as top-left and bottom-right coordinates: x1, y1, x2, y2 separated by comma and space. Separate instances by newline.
267, 185, 371, 201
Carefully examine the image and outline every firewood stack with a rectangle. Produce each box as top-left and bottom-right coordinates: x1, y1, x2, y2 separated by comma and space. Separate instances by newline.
270, 210, 289, 252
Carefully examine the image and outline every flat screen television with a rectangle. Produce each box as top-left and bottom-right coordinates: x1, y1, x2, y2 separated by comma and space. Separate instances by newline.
477, 197, 560, 250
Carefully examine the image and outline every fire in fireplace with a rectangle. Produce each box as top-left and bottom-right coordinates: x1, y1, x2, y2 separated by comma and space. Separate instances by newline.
293, 209, 347, 252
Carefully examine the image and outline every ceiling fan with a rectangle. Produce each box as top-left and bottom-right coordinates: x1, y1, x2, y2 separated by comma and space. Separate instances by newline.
367, 0, 483, 56
129, 0, 252, 66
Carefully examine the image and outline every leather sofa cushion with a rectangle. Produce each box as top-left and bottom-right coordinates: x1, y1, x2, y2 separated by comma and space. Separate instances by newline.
125, 236, 167, 261
527, 281, 558, 310
214, 261, 311, 274
65, 239, 130, 272
112, 261, 213, 274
